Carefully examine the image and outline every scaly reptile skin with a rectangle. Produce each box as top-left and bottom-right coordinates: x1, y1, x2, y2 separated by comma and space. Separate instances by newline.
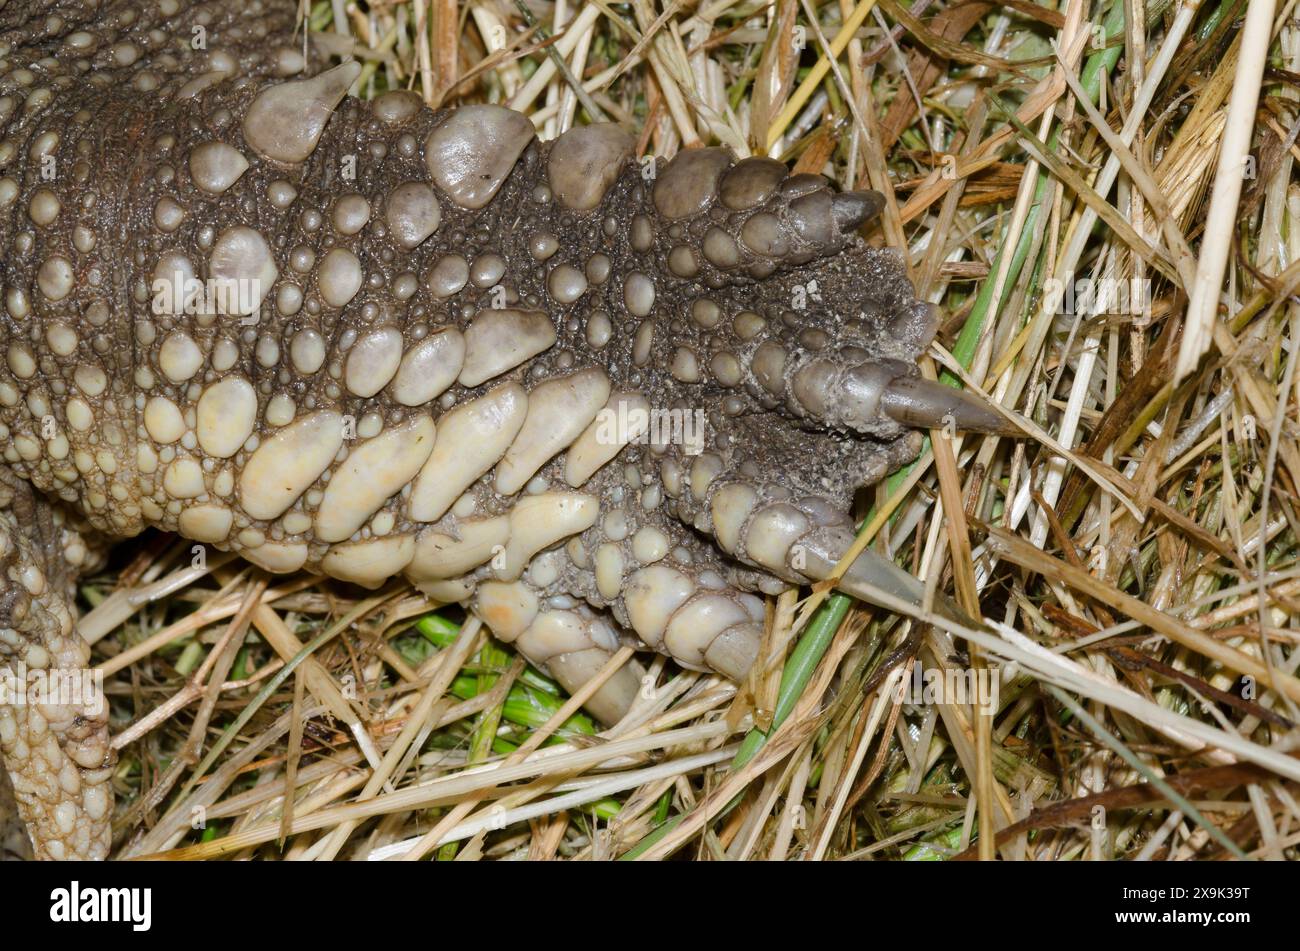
0, 0, 1011, 859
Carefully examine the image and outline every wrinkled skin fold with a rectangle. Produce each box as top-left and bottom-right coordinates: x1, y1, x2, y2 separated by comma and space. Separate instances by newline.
0, 0, 1009, 859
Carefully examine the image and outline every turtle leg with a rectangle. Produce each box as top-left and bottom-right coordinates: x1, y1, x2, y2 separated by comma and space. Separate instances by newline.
0, 755, 32, 860
0, 468, 114, 860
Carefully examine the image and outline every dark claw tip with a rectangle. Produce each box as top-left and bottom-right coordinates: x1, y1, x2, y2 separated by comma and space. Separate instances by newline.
832, 190, 885, 233
880, 376, 1020, 436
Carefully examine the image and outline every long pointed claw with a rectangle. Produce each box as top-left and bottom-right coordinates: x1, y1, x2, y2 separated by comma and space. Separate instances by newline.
880, 376, 1019, 436
797, 530, 979, 629
832, 190, 885, 233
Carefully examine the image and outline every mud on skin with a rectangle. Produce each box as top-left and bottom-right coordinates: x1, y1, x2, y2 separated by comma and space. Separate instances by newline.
0, 0, 1013, 859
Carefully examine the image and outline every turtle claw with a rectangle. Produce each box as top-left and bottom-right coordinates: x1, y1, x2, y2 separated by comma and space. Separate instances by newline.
880, 376, 1018, 436
797, 529, 978, 628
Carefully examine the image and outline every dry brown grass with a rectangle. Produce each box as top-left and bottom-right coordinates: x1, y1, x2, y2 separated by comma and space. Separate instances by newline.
93, 0, 1300, 860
